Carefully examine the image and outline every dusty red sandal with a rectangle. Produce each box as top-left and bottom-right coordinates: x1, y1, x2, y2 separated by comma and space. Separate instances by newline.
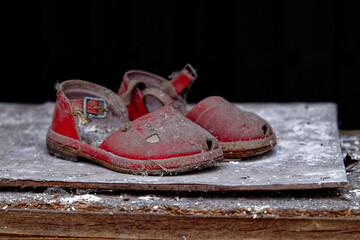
118, 64, 276, 159
46, 80, 223, 175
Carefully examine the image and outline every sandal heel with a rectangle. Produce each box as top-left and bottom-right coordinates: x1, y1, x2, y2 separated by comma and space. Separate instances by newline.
46, 139, 79, 162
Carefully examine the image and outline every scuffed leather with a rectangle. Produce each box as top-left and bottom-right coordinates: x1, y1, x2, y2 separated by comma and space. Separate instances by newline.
51, 91, 80, 140
100, 106, 218, 160
118, 70, 188, 120
186, 96, 274, 142
48, 80, 222, 170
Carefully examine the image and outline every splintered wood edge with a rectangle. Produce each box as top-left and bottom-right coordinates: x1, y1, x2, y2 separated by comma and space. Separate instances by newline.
0, 179, 348, 192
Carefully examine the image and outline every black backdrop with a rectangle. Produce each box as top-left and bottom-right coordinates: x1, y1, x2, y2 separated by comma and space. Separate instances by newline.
2, 0, 360, 129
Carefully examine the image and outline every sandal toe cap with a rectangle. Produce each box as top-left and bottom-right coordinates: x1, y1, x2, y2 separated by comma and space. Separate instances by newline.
187, 96, 276, 143
100, 106, 220, 160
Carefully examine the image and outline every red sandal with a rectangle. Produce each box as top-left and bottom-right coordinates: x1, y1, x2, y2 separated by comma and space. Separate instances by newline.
118, 64, 277, 159
46, 80, 223, 175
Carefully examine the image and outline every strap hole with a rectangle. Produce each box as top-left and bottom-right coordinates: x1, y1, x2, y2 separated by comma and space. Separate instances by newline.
206, 139, 213, 151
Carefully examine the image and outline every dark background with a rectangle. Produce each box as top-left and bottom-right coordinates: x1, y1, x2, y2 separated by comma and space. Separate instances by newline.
1, 0, 359, 129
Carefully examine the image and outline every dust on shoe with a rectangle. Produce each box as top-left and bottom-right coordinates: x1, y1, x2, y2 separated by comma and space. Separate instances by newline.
46, 80, 224, 175
118, 64, 277, 159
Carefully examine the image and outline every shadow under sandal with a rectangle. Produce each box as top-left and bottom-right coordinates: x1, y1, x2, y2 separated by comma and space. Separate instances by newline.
118, 64, 277, 159
46, 80, 223, 175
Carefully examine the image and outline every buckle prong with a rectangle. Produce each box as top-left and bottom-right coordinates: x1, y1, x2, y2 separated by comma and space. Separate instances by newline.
83, 97, 108, 119
93, 105, 108, 112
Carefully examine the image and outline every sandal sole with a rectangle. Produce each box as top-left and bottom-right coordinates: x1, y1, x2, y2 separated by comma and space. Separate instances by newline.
221, 134, 277, 160
46, 128, 223, 175
223, 145, 274, 159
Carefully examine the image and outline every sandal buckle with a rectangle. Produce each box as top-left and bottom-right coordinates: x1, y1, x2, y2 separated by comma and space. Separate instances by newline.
185, 63, 198, 81
83, 97, 108, 119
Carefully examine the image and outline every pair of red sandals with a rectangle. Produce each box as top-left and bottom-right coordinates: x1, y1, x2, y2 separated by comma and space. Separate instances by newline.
46, 64, 277, 175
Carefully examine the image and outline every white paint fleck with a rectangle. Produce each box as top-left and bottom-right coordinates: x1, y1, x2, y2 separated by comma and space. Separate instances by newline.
350, 189, 360, 196
228, 161, 240, 164
138, 196, 154, 201
60, 194, 102, 204
254, 205, 271, 212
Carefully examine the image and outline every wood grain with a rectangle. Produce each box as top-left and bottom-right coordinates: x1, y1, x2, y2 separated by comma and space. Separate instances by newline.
1, 210, 360, 239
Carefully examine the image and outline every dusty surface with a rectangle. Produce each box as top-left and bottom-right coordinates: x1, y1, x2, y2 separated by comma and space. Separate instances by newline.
1, 148, 360, 220
0, 185, 360, 220
1, 136, 360, 221
2, 128, 360, 220
0, 128, 359, 239
0, 102, 347, 191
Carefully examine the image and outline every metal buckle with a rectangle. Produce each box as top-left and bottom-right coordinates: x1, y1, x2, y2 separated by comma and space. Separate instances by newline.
185, 63, 198, 81
83, 97, 108, 119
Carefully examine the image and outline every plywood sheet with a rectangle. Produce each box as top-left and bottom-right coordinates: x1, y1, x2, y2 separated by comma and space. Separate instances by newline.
0, 102, 347, 191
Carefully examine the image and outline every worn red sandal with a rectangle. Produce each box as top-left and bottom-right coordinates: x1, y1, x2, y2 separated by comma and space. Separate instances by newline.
46, 80, 223, 175
118, 64, 277, 159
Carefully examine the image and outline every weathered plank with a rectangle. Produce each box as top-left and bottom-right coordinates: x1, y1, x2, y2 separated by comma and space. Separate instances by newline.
1, 210, 360, 239
0, 130, 359, 239
0, 102, 348, 191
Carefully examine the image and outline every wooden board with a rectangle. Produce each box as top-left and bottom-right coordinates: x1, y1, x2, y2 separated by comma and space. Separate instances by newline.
1, 130, 360, 239
2, 210, 360, 239
0, 102, 348, 191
